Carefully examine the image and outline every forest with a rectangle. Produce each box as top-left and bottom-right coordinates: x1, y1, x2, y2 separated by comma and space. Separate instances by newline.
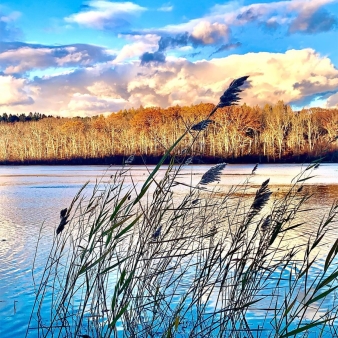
0, 100, 337, 164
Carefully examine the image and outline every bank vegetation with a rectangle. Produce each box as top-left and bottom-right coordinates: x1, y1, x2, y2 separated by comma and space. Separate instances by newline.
1, 101, 338, 164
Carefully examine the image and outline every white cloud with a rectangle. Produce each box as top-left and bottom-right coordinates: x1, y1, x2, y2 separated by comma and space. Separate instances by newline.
0, 43, 114, 74
144, 0, 337, 40
288, 0, 337, 34
56, 51, 88, 66
87, 81, 121, 97
225, 0, 337, 34
66, 93, 127, 116
0, 48, 54, 73
65, 1, 147, 30
113, 34, 160, 63
288, 0, 336, 13
124, 49, 338, 108
2, 49, 338, 116
327, 92, 338, 107
0, 76, 33, 106
191, 21, 230, 45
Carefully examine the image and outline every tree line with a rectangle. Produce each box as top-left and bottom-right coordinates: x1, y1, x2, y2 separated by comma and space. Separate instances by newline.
0, 112, 53, 123
0, 101, 337, 164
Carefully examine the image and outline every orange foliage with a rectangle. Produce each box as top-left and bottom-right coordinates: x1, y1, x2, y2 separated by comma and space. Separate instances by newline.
1, 101, 338, 162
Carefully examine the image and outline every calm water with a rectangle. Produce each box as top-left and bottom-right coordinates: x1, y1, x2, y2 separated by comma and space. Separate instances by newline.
0, 164, 338, 337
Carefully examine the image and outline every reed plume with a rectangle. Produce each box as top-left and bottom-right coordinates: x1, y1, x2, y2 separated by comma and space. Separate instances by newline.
247, 179, 271, 219
260, 214, 272, 231
56, 207, 69, 235
189, 76, 249, 137
251, 163, 258, 174
191, 119, 213, 131
199, 163, 227, 185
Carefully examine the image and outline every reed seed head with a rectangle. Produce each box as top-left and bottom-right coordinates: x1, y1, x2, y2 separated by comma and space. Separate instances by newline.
261, 215, 272, 231
252, 163, 258, 175
199, 163, 227, 185
56, 208, 69, 235
248, 179, 272, 220
217, 75, 249, 109
191, 119, 213, 131
60, 208, 67, 218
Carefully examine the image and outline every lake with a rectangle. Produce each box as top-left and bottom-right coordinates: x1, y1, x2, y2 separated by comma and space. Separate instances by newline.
0, 164, 338, 337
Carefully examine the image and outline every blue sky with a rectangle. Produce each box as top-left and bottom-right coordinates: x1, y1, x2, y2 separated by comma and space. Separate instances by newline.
1, 0, 338, 117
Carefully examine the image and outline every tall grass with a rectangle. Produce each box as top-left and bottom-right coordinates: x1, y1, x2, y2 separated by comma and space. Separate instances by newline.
27, 77, 338, 337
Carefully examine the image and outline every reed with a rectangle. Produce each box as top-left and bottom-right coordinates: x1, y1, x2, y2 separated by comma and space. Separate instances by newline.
27, 78, 338, 337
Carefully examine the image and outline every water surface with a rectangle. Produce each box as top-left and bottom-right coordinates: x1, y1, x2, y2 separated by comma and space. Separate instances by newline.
0, 164, 337, 337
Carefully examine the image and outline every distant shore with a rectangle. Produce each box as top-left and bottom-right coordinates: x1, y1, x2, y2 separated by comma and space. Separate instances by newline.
0, 152, 337, 165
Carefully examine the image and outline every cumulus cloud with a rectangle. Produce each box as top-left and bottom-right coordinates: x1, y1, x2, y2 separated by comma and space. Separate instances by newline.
0, 42, 115, 74
113, 34, 159, 64
148, 0, 337, 44
114, 42, 155, 64
326, 92, 338, 107
2, 48, 338, 117
190, 21, 230, 46
121, 0, 336, 62
0, 76, 34, 106
66, 93, 127, 116
134, 22, 230, 64
87, 81, 122, 97
65, 1, 146, 30
132, 49, 338, 108
5, 63, 139, 117
149, 21, 230, 49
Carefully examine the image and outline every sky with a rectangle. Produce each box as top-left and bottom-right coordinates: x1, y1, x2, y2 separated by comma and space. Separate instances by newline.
1, 0, 338, 117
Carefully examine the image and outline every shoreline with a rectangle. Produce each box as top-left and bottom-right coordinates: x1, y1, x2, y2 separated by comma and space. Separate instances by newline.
0, 152, 337, 165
